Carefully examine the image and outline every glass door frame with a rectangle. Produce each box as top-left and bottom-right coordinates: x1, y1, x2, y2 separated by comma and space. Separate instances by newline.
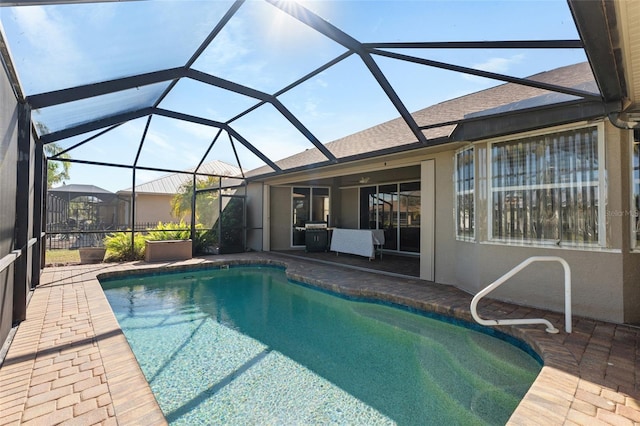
358, 180, 420, 254
291, 186, 331, 248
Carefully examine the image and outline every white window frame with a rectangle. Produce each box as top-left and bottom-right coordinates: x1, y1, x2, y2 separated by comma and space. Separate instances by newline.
487, 123, 606, 248
454, 146, 475, 241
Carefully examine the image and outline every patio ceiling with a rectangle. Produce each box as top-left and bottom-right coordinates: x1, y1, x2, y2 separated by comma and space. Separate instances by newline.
0, 0, 610, 182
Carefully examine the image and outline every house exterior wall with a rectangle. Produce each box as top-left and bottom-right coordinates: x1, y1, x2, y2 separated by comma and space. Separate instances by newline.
260, 120, 640, 323
269, 186, 293, 250
246, 182, 264, 251
133, 194, 175, 225
339, 188, 358, 229
446, 121, 629, 324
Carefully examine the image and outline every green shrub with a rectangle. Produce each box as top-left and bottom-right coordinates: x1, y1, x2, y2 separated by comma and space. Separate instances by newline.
146, 221, 215, 255
145, 220, 191, 241
103, 232, 145, 261
103, 222, 217, 261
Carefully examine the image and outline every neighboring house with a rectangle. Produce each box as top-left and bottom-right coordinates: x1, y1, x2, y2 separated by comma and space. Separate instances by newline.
117, 160, 241, 226
242, 61, 640, 325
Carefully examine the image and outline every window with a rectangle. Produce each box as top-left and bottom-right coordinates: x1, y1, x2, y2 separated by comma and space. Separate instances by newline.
490, 126, 601, 245
633, 129, 640, 247
455, 147, 475, 240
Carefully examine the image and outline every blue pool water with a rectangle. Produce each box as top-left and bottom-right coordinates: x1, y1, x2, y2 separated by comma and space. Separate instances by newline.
101, 266, 541, 425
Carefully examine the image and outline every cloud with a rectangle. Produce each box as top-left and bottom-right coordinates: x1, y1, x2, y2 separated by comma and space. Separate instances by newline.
174, 120, 219, 141
463, 54, 526, 82
315, 78, 329, 88
194, 17, 251, 73
146, 132, 173, 151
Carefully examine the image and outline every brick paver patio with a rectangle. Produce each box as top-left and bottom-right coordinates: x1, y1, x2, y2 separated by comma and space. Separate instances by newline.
0, 252, 638, 425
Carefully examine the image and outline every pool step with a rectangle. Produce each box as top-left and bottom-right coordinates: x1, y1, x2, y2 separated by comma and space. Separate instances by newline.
351, 304, 535, 424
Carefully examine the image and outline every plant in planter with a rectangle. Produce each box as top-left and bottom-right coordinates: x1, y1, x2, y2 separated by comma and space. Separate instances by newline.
103, 232, 146, 262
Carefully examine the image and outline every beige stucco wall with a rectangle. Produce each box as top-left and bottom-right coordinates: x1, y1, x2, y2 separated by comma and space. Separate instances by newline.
339, 188, 358, 229
443, 121, 631, 324
246, 182, 264, 251
269, 186, 293, 250
258, 120, 640, 323
133, 194, 175, 224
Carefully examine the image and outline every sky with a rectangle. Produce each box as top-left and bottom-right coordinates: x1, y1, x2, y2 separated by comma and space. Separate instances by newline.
0, 0, 588, 192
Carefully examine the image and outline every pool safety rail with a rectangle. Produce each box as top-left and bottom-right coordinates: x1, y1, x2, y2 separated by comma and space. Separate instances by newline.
470, 256, 572, 334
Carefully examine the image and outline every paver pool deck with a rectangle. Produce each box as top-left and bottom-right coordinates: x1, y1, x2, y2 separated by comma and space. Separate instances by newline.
0, 252, 639, 425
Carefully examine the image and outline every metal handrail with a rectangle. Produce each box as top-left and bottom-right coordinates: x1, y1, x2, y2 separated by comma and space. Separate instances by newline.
0, 237, 41, 274
470, 256, 572, 334
0, 250, 22, 274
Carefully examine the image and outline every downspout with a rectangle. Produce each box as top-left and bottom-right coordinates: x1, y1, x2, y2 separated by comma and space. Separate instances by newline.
608, 111, 640, 129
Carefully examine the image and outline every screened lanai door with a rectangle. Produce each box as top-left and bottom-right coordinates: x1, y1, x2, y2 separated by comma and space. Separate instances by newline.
196, 187, 246, 254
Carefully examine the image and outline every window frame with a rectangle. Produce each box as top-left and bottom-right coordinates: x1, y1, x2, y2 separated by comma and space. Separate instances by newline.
454, 145, 475, 242
290, 186, 331, 248
356, 180, 421, 254
486, 123, 606, 248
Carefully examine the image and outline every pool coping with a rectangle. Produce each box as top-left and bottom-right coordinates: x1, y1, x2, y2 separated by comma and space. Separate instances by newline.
1, 252, 638, 425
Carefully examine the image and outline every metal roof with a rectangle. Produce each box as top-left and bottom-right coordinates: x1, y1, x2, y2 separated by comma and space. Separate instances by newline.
0, 0, 609, 182
119, 160, 242, 194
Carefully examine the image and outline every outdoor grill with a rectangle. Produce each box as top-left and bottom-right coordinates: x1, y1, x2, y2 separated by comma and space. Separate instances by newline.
305, 221, 328, 252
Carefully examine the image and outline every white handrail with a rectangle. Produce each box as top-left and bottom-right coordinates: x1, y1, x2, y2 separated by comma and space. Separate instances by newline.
0, 250, 22, 274
470, 256, 572, 334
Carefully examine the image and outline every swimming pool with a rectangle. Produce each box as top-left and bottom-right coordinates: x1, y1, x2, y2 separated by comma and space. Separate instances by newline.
101, 265, 541, 425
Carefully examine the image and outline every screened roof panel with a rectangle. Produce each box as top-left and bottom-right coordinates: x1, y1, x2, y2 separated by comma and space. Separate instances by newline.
0, 0, 604, 189
229, 103, 323, 169
371, 49, 590, 115
157, 78, 261, 124
0, 1, 232, 95
376, 47, 589, 86
191, 0, 347, 94
277, 54, 404, 145
135, 115, 222, 171
200, 130, 273, 175
310, 1, 580, 42
32, 82, 170, 136
47, 118, 149, 167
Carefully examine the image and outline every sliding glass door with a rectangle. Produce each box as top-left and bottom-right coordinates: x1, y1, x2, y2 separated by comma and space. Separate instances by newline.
359, 182, 420, 253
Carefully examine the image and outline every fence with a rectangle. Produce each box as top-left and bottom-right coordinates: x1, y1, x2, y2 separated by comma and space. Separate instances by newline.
45, 222, 192, 250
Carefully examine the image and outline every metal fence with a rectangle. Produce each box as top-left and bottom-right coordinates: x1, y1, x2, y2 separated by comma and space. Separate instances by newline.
44, 222, 190, 250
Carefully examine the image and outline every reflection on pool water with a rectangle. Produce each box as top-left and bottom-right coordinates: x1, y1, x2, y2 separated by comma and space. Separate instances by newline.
101, 266, 541, 425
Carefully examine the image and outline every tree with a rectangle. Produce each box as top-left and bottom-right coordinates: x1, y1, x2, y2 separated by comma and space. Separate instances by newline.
36, 122, 71, 189
44, 143, 71, 188
170, 176, 220, 223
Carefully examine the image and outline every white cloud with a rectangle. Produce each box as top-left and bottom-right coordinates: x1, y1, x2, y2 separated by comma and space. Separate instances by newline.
315, 78, 329, 88
195, 17, 251, 72
146, 132, 173, 151
463, 54, 526, 82
174, 120, 219, 141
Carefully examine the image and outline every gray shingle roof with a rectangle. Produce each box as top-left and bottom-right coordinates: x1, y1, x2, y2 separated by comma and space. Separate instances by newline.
119, 160, 241, 194
247, 62, 597, 177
